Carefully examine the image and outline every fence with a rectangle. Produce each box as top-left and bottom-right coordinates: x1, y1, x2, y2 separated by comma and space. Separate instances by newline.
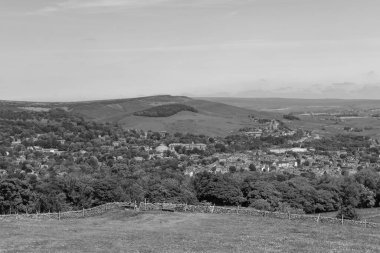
0, 201, 378, 229
0, 202, 134, 221
139, 202, 379, 229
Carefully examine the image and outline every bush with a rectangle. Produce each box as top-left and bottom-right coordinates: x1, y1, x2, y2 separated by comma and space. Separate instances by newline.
336, 206, 359, 220
250, 199, 271, 211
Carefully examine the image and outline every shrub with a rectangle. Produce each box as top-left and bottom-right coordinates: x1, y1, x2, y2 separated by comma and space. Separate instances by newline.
336, 206, 359, 220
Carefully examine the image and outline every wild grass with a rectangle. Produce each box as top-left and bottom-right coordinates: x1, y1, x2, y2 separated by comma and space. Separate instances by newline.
0, 210, 379, 252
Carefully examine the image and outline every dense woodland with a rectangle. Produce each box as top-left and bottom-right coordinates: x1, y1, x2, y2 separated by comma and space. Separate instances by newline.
133, 104, 198, 117
0, 109, 379, 220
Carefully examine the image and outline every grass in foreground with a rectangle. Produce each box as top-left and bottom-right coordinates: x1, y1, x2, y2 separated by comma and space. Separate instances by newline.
0, 210, 379, 253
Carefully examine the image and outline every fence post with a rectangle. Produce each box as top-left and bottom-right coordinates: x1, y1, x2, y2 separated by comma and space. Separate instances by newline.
145, 199, 147, 211
82, 208, 85, 218
365, 219, 367, 228
341, 215, 344, 225
317, 214, 320, 224
237, 206, 239, 214
288, 211, 290, 220
58, 211, 60, 221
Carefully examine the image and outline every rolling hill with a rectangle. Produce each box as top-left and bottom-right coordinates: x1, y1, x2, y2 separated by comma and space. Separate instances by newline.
0, 95, 278, 136
64, 95, 278, 136
4, 95, 380, 137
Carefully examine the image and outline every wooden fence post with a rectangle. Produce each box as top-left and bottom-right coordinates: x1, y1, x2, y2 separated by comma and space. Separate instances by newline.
82, 208, 85, 218
317, 214, 320, 224
341, 215, 344, 225
237, 206, 239, 214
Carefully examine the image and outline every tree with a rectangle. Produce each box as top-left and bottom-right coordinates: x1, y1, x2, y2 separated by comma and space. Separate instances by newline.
229, 166, 237, 173
336, 206, 359, 220
249, 163, 256, 171
250, 199, 271, 210
0, 178, 35, 214
193, 172, 245, 206
337, 177, 360, 220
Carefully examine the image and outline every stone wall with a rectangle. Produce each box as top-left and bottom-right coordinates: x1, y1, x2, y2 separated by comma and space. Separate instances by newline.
0, 202, 132, 221
0, 201, 378, 229
140, 202, 379, 229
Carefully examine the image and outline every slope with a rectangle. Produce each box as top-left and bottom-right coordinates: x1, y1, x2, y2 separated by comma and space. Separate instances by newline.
67, 95, 276, 136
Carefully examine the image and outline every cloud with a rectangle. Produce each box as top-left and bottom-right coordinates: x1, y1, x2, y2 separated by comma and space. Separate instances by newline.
32, 0, 171, 14
330, 82, 356, 87
32, 0, 243, 14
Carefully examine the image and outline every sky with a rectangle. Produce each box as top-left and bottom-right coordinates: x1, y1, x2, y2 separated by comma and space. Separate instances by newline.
1, 0, 380, 101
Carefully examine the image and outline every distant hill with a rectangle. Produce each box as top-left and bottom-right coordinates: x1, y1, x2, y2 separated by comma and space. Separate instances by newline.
65, 95, 276, 136
133, 104, 198, 117
200, 97, 380, 138
0, 95, 277, 136
199, 97, 380, 113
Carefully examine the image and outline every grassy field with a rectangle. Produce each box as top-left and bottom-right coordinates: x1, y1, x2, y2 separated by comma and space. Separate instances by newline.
0, 210, 379, 253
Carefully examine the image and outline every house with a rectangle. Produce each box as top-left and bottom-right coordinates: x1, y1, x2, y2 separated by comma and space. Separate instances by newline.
169, 143, 207, 152
244, 129, 263, 138
155, 144, 169, 153
57, 139, 66, 145
134, 157, 144, 162
11, 139, 22, 146
0, 169, 8, 177
112, 141, 121, 147
42, 148, 60, 154
159, 131, 168, 138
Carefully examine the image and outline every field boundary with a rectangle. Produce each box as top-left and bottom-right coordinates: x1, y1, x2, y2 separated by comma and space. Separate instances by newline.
139, 202, 379, 229
0, 202, 135, 221
0, 201, 378, 229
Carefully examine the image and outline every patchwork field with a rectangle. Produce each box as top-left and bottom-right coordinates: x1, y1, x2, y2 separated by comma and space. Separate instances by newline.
0, 210, 379, 253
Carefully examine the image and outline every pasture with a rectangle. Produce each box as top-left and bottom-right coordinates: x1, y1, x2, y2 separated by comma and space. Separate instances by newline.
0, 210, 379, 253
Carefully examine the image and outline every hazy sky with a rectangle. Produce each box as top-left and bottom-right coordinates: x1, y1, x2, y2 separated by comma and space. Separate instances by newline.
1, 0, 380, 101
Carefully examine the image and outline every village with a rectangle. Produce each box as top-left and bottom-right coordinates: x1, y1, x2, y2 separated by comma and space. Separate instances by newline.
1, 115, 380, 180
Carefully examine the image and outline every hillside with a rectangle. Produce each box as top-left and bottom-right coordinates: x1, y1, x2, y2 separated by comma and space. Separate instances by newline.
1, 210, 379, 252
65, 95, 277, 136
0, 95, 277, 136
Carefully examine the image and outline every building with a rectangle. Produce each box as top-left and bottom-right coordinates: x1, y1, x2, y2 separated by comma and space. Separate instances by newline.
155, 144, 169, 153
244, 129, 263, 138
169, 143, 207, 152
